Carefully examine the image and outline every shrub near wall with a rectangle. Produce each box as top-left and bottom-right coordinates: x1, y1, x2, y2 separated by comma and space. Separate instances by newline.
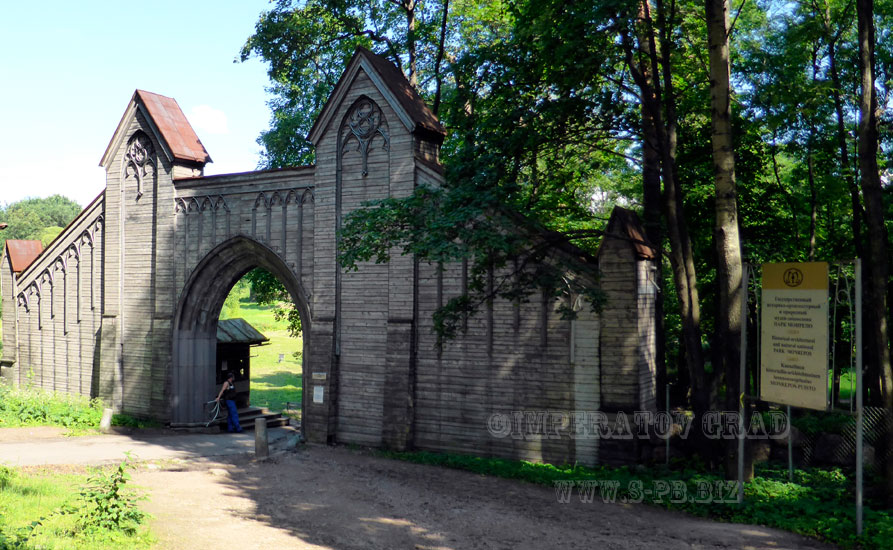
0, 382, 103, 429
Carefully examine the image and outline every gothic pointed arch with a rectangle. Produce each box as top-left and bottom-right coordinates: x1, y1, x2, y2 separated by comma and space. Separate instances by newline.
122, 130, 156, 199
339, 96, 390, 177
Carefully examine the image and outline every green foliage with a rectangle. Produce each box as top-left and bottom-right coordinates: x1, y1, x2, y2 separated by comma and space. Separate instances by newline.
0, 381, 103, 430
110, 414, 161, 430
0, 467, 15, 490
243, 0, 893, 414
383, 450, 892, 549
242, 268, 302, 337
0, 195, 81, 247
0, 464, 151, 550
219, 278, 246, 320
74, 455, 146, 535
336, 0, 620, 337
242, 0, 398, 167
791, 411, 853, 437
35, 226, 64, 247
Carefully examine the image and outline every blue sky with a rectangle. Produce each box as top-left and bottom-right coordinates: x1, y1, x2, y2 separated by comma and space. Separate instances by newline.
0, 0, 276, 206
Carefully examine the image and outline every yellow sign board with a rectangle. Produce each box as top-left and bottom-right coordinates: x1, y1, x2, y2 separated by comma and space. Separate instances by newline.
760, 262, 829, 411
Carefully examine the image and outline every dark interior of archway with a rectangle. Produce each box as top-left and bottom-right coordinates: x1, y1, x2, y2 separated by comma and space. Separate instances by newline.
217, 267, 304, 422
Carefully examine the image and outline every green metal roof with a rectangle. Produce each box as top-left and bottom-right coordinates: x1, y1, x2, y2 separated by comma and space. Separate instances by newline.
216, 318, 269, 345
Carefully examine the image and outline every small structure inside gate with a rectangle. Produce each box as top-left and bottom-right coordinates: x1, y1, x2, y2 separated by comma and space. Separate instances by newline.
0, 47, 659, 466
216, 318, 268, 409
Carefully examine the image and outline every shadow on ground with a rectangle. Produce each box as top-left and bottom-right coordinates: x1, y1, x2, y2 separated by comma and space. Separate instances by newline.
249, 369, 302, 413
208, 445, 835, 550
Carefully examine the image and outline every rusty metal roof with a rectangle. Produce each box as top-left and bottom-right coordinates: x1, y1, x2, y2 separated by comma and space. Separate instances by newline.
5, 240, 44, 273
216, 318, 269, 346
135, 90, 212, 165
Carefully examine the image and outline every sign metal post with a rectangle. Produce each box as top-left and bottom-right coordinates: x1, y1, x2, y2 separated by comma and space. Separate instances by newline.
855, 259, 863, 536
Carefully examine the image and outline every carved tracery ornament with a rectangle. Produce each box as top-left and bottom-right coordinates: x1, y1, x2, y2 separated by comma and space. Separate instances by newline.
124, 131, 156, 199
341, 97, 390, 176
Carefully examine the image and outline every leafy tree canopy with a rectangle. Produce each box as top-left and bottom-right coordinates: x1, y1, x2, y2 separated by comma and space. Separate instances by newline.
0, 195, 82, 250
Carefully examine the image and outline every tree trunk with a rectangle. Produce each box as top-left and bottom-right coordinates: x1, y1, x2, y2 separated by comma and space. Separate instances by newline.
807, 146, 817, 262
636, 0, 667, 410
655, 0, 711, 414
432, 0, 450, 115
624, 2, 710, 441
855, 0, 893, 504
706, 0, 745, 479
405, 0, 418, 87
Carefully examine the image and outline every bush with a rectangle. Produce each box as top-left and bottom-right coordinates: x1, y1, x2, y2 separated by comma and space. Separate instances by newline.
0, 459, 150, 550
0, 381, 103, 430
75, 455, 146, 534
0, 466, 15, 490
111, 414, 161, 430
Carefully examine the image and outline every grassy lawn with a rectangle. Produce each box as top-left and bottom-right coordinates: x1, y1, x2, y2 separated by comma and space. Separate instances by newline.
0, 465, 152, 549
250, 329, 303, 418
220, 280, 303, 419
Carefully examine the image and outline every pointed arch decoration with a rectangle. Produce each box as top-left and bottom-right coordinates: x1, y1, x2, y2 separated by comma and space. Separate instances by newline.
340, 96, 390, 177
123, 130, 156, 200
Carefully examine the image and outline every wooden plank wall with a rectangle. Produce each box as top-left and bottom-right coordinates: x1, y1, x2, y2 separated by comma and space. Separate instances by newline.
597, 236, 640, 411
413, 257, 599, 465
0, 255, 17, 371
1, 196, 105, 397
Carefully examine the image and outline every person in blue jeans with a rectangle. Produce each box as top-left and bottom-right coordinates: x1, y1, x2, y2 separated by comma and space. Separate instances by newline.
215, 371, 242, 433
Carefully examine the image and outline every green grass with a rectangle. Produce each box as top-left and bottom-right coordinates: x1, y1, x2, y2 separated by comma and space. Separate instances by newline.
248, 331, 303, 418
0, 465, 153, 549
380, 450, 892, 550
231, 300, 292, 333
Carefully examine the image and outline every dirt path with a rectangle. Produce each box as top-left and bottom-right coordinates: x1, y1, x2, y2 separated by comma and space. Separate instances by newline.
0, 426, 297, 466
132, 445, 836, 550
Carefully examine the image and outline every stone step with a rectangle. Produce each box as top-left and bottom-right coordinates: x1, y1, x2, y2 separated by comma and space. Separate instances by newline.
214, 406, 290, 431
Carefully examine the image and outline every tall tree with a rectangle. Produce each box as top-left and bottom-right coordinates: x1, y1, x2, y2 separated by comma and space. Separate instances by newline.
706, 0, 743, 473
855, 0, 893, 503
621, 0, 711, 427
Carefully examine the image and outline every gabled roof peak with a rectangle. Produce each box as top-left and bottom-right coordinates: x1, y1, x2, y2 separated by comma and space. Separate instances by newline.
308, 47, 446, 145
101, 90, 211, 168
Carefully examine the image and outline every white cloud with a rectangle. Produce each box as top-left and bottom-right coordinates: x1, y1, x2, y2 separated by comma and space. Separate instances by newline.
188, 105, 229, 136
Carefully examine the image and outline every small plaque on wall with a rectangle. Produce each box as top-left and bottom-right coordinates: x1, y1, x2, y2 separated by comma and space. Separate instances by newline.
313, 386, 324, 404
312, 372, 327, 381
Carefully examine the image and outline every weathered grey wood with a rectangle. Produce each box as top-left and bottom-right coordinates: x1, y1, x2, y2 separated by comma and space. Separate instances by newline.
0, 49, 658, 467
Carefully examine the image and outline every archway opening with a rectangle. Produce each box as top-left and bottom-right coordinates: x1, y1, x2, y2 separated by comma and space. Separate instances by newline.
218, 267, 304, 423
171, 236, 311, 428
